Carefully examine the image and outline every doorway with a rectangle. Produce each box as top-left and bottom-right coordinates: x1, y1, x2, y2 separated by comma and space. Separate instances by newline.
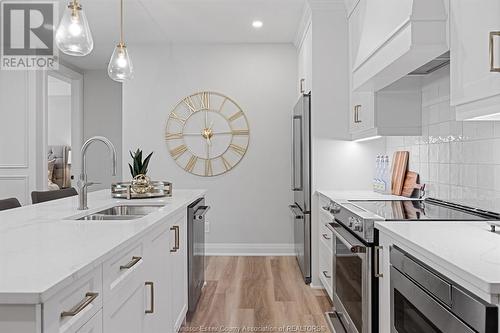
45, 64, 83, 191
47, 75, 72, 190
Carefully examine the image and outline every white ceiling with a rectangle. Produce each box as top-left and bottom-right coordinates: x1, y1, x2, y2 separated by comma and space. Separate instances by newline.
59, 0, 306, 70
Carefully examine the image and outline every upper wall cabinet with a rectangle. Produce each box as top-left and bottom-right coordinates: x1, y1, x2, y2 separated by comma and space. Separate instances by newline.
350, 77, 422, 141
451, 0, 500, 120
297, 22, 312, 97
351, 0, 448, 92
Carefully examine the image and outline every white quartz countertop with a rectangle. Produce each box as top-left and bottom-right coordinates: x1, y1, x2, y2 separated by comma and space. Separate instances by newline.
317, 190, 414, 201
376, 221, 500, 301
0, 189, 206, 304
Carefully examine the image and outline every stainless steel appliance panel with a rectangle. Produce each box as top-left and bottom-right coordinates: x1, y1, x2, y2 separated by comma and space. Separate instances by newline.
292, 93, 311, 213
188, 198, 209, 313
290, 93, 311, 284
289, 204, 311, 283
329, 222, 372, 333
390, 246, 498, 333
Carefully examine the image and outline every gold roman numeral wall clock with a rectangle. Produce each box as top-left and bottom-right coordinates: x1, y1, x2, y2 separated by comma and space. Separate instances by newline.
165, 92, 250, 177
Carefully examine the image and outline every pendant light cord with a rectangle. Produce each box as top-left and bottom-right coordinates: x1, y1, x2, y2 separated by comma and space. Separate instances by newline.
120, 0, 124, 45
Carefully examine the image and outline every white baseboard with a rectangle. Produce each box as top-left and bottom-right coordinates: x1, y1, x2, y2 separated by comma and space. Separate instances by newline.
205, 243, 295, 256
309, 283, 325, 290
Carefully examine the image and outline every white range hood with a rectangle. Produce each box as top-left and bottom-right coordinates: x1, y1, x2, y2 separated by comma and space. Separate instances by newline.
352, 0, 448, 92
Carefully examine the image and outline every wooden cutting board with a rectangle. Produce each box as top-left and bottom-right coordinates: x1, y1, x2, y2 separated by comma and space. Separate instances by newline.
391, 151, 409, 196
401, 171, 422, 198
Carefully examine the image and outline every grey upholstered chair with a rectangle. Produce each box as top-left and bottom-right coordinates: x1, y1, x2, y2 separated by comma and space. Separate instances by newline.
31, 187, 78, 204
0, 198, 22, 211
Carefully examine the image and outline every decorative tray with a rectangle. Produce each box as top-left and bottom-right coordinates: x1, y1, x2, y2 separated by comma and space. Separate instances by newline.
111, 181, 172, 199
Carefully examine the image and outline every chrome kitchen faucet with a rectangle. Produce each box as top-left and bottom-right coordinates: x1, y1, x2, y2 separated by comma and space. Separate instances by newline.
78, 136, 117, 210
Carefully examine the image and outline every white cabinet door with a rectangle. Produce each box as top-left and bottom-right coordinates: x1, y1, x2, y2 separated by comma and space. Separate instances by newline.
169, 212, 188, 332
350, 91, 375, 135
144, 224, 172, 333
103, 278, 145, 333
349, 1, 376, 137
76, 310, 102, 333
451, 0, 500, 120
298, 23, 312, 96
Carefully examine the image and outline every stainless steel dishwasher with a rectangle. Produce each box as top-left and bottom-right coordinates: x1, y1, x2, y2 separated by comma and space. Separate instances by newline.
187, 198, 210, 314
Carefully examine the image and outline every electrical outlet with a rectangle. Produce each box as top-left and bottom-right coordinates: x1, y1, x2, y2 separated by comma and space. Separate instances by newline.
205, 221, 210, 233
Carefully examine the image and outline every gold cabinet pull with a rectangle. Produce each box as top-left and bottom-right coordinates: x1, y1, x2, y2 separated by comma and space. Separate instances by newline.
170, 226, 180, 252
120, 256, 142, 270
60, 292, 99, 317
145, 282, 154, 314
490, 32, 500, 72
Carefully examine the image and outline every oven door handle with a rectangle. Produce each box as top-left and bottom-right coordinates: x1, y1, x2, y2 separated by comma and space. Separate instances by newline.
289, 204, 304, 219
328, 222, 367, 254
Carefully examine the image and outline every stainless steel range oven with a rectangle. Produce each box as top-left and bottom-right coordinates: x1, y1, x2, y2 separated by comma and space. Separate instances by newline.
390, 246, 498, 333
327, 222, 372, 333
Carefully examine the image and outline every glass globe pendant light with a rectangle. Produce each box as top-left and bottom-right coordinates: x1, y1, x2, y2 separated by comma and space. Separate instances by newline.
55, 0, 94, 56
108, 0, 133, 82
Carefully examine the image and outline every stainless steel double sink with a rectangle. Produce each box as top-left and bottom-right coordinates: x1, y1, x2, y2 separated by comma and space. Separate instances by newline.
75, 204, 164, 221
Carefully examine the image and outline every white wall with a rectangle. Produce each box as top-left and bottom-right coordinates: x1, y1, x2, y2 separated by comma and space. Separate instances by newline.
387, 65, 500, 212
123, 43, 297, 253
48, 96, 71, 146
83, 70, 123, 190
0, 71, 44, 205
47, 76, 72, 147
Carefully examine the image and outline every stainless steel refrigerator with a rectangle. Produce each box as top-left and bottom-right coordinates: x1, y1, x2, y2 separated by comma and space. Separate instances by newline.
289, 93, 311, 284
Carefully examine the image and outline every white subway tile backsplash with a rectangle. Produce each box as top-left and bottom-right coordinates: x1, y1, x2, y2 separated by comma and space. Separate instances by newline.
461, 164, 477, 188
476, 140, 494, 164
385, 68, 500, 213
438, 184, 450, 199
462, 121, 494, 140
438, 164, 450, 185
428, 104, 440, 125
477, 165, 495, 190
449, 185, 463, 201
438, 143, 450, 163
429, 163, 439, 182
449, 164, 461, 186
462, 141, 478, 164
429, 144, 439, 163
449, 142, 462, 164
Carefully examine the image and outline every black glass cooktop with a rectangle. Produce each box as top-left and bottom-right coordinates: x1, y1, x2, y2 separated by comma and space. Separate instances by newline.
350, 199, 499, 221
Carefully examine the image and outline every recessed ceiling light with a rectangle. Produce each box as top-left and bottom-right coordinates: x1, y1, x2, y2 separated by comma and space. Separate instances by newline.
252, 20, 263, 29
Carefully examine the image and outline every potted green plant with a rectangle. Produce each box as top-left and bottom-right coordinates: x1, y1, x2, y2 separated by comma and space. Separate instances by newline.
129, 149, 154, 194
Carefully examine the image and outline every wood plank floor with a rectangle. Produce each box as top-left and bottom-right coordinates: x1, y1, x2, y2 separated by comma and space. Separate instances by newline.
183, 256, 333, 333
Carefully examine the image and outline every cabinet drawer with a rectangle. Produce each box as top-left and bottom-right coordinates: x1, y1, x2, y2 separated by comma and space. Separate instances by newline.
76, 310, 102, 333
319, 222, 333, 251
103, 240, 145, 301
43, 266, 102, 333
319, 241, 333, 299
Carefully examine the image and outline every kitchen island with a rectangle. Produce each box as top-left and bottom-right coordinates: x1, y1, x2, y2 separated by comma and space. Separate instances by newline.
376, 221, 500, 332
0, 189, 206, 333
